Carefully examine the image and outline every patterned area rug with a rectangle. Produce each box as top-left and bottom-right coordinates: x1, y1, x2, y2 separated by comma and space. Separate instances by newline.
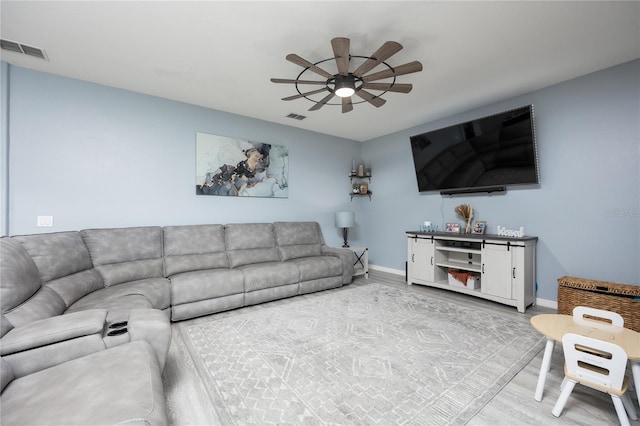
176, 283, 544, 425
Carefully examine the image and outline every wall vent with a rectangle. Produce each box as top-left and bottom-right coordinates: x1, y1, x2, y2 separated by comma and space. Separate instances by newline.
286, 113, 306, 121
1, 39, 48, 60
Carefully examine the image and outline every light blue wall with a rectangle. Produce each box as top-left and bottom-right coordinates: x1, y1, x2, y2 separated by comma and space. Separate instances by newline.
3, 65, 363, 247
362, 60, 640, 300
3, 60, 638, 302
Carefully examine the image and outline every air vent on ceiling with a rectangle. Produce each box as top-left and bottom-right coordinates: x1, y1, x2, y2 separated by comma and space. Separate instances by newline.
1, 39, 48, 60
286, 113, 306, 121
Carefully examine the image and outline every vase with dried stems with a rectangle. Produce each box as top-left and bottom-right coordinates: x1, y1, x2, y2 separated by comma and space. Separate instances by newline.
455, 204, 474, 234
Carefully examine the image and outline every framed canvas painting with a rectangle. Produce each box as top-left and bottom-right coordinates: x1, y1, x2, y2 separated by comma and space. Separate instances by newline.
196, 132, 289, 198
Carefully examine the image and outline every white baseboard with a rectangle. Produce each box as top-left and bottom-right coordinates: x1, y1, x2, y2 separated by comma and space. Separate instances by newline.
369, 264, 558, 310
369, 264, 404, 276
535, 298, 557, 310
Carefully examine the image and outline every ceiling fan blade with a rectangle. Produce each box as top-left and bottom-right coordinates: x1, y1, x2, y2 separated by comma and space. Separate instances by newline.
331, 37, 350, 76
342, 97, 353, 113
362, 61, 423, 82
353, 41, 403, 77
286, 54, 334, 79
362, 82, 413, 93
282, 88, 328, 101
271, 78, 327, 85
354, 89, 386, 108
308, 92, 336, 111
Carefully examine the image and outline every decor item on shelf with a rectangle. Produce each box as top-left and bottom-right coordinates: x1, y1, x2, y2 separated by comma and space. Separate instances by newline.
357, 164, 364, 177
448, 270, 480, 289
365, 168, 371, 177
358, 182, 368, 194
335, 211, 355, 247
472, 221, 486, 234
420, 221, 438, 232
271, 37, 422, 113
445, 223, 461, 233
455, 204, 474, 233
351, 160, 356, 175
497, 225, 525, 237
352, 183, 359, 194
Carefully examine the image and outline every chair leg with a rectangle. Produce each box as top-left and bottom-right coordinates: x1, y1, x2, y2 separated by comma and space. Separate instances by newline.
611, 395, 631, 426
621, 392, 638, 421
552, 378, 576, 417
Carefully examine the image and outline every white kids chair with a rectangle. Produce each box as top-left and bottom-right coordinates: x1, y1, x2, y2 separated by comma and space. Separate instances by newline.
573, 306, 624, 326
552, 333, 637, 426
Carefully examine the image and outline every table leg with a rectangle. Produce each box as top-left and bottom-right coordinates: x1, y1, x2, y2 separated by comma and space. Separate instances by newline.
632, 360, 640, 409
535, 338, 555, 401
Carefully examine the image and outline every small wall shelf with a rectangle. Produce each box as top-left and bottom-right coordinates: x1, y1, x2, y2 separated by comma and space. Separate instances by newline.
349, 170, 372, 201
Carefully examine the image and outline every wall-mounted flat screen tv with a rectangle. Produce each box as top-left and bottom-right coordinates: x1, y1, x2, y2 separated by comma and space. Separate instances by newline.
410, 105, 539, 195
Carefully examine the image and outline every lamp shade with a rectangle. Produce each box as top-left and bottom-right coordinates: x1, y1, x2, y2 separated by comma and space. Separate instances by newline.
335, 211, 355, 228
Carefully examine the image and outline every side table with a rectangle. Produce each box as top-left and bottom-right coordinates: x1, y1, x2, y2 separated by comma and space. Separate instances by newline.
347, 247, 368, 279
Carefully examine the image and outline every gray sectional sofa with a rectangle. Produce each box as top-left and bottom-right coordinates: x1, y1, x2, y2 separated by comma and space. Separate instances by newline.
0, 221, 354, 424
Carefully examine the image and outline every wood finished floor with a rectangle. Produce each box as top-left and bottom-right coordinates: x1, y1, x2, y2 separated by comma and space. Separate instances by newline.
163, 270, 638, 425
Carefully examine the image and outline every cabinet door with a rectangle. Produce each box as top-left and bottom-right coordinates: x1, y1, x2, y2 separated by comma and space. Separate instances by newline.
408, 237, 435, 283
481, 244, 512, 299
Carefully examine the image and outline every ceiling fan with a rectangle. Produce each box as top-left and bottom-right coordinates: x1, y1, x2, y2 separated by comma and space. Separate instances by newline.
271, 37, 423, 113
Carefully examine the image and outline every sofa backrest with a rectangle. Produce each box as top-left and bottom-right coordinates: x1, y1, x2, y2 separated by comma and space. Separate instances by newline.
0, 238, 66, 327
225, 223, 280, 268
81, 227, 164, 286
13, 232, 104, 312
163, 224, 229, 276
273, 221, 325, 260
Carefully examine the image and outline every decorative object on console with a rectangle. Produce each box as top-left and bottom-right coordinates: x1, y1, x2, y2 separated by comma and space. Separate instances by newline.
497, 225, 525, 237
472, 221, 486, 234
445, 223, 460, 233
271, 37, 423, 113
335, 211, 355, 247
420, 221, 438, 232
455, 204, 474, 233
196, 132, 289, 198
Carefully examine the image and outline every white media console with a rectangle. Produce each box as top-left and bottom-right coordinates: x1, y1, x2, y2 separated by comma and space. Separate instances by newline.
406, 232, 537, 313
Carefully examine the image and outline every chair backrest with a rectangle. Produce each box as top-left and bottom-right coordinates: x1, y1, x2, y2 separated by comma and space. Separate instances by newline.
562, 333, 628, 392
573, 306, 624, 326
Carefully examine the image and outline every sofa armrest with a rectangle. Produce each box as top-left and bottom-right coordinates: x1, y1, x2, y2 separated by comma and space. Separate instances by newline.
1, 310, 108, 378
321, 246, 355, 284
0, 309, 107, 356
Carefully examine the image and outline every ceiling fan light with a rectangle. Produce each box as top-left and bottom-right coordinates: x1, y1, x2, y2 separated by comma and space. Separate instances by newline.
334, 75, 356, 98
335, 86, 355, 97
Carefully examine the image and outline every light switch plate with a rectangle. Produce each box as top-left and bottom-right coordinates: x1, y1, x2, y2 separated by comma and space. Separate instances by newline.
37, 216, 54, 227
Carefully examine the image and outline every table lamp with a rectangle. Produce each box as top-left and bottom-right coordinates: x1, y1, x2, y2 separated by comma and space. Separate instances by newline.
335, 211, 355, 247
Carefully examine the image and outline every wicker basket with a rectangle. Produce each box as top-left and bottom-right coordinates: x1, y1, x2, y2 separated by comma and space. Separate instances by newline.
557, 276, 640, 332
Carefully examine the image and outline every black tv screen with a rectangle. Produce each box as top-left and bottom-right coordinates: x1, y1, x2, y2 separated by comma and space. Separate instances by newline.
410, 105, 539, 194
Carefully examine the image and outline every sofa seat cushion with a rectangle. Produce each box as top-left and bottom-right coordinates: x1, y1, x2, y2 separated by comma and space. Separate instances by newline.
286, 256, 343, 281
65, 278, 170, 314
0, 340, 167, 425
169, 269, 244, 305
239, 262, 299, 292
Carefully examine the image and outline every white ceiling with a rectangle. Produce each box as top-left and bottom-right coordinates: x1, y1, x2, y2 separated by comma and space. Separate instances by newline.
1, 1, 639, 142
